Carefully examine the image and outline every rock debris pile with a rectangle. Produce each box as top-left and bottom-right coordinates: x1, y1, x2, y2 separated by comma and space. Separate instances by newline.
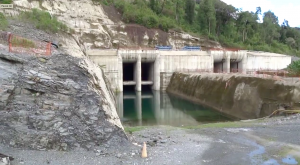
0, 50, 128, 151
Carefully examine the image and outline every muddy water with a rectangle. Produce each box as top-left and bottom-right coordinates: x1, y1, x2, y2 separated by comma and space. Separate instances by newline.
116, 91, 232, 127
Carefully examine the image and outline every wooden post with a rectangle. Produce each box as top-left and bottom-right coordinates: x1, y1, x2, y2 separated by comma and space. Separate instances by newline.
46, 42, 51, 55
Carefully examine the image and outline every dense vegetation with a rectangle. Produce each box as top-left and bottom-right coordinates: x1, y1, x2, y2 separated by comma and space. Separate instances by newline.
99, 0, 300, 56
0, 0, 12, 4
0, 13, 8, 30
287, 60, 300, 75
19, 9, 69, 33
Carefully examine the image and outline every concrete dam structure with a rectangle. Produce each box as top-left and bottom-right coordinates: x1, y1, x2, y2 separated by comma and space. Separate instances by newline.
167, 72, 300, 119
87, 49, 292, 92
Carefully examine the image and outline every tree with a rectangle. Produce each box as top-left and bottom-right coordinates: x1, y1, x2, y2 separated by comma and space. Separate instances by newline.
262, 11, 280, 44
198, 0, 216, 35
150, 0, 155, 11
214, 0, 237, 36
255, 7, 261, 15
174, 0, 185, 24
236, 11, 258, 42
158, 0, 167, 15
263, 10, 278, 24
280, 19, 289, 43
286, 37, 296, 48
185, 0, 195, 24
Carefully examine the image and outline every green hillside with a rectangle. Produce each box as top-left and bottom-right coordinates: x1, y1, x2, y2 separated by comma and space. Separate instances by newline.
0, 0, 12, 4
99, 0, 300, 56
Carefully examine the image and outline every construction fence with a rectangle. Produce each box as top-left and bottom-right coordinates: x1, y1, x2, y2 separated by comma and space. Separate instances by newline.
0, 31, 51, 56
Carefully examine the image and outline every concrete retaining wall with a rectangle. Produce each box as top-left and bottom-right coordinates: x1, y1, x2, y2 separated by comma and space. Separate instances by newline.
167, 72, 300, 119
89, 55, 121, 91
87, 49, 293, 92
247, 54, 291, 71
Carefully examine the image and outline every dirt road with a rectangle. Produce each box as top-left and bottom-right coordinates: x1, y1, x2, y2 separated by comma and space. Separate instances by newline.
1, 114, 300, 165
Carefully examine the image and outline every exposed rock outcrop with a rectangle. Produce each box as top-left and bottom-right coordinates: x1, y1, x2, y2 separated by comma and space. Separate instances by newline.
167, 72, 300, 119
0, 50, 128, 151
1, 0, 222, 50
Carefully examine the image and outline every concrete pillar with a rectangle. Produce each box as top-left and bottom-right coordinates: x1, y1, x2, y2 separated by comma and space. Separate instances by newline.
223, 52, 230, 73
153, 91, 160, 122
135, 54, 142, 91
117, 53, 123, 92
238, 51, 248, 74
152, 54, 160, 90
116, 92, 123, 118
135, 92, 142, 126
210, 53, 214, 73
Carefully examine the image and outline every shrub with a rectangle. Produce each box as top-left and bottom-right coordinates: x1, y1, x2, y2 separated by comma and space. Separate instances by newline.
287, 60, 300, 75
158, 16, 175, 31
113, 0, 174, 31
0, 0, 12, 4
0, 13, 8, 30
114, 0, 126, 12
19, 8, 69, 33
11, 37, 35, 48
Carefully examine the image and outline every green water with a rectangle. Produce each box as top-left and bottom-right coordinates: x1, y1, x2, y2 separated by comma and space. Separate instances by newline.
116, 91, 232, 127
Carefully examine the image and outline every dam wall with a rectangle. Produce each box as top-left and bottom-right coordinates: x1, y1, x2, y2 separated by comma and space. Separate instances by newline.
247, 52, 292, 71
159, 51, 212, 90
167, 72, 300, 119
87, 49, 292, 92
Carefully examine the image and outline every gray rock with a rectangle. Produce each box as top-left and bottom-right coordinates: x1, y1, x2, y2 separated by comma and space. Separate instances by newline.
0, 51, 128, 151
24, 80, 36, 85
160, 140, 167, 143
116, 153, 122, 158
63, 111, 72, 117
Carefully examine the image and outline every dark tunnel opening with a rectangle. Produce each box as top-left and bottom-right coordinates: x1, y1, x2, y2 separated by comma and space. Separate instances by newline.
141, 62, 153, 81
123, 62, 135, 81
214, 62, 223, 73
142, 85, 153, 93
230, 62, 239, 73
123, 85, 136, 92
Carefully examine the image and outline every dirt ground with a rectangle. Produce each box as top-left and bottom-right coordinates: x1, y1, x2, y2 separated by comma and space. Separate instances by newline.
1, 114, 300, 165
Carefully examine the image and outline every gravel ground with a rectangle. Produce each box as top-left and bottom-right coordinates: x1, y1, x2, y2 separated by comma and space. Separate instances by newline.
1, 114, 300, 165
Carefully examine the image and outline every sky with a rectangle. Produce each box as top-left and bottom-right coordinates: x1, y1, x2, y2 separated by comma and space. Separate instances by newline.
222, 0, 300, 27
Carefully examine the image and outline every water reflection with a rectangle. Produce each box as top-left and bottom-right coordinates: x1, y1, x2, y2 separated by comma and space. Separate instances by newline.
116, 91, 231, 127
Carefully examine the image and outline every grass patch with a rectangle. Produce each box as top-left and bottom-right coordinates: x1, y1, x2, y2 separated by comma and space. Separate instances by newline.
0, 0, 12, 4
18, 8, 69, 33
11, 37, 36, 48
278, 146, 300, 162
0, 13, 8, 30
124, 126, 148, 134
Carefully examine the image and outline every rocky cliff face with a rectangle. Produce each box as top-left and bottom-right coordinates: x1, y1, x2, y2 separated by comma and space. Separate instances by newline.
0, 50, 128, 151
2, 0, 221, 51
167, 72, 300, 119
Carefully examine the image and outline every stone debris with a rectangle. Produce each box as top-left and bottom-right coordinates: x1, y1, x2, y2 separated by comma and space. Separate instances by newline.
0, 50, 128, 151
0, 153, 13, 165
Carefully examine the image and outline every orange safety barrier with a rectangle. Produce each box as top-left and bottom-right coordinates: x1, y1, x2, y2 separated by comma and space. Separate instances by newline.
8, 34, 51, 56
